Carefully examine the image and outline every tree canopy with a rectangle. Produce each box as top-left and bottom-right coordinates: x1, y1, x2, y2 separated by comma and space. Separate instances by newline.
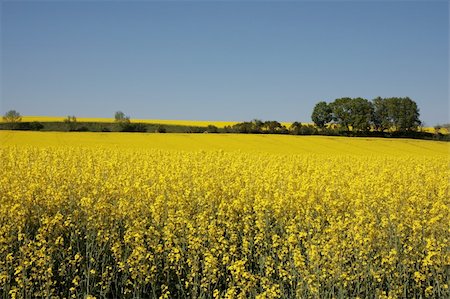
3, 110, 22, 123
313, 97, 421, 132
114, 111, 130, 123
311, 101, 332, 128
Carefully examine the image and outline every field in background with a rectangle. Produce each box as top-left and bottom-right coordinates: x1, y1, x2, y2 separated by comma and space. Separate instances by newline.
1, 131, 448, 298
2, 115, 294, 129
5, 116, 242, 128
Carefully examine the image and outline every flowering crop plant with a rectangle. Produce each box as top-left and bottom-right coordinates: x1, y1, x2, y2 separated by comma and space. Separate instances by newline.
0, 132, 448, 298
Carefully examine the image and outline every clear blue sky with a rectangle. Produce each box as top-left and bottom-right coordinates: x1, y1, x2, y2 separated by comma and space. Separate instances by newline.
1, 0, 448, 125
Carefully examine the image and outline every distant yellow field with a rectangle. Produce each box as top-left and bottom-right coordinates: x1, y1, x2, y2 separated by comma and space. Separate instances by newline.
6, 116, 240, 128
421, 126, 449, 134
2, 115, 295, 128
17, 116, 113, 123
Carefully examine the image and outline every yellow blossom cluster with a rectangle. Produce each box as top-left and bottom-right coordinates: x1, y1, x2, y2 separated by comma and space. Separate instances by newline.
4, 116, 240, 128
0, 132, 448, 298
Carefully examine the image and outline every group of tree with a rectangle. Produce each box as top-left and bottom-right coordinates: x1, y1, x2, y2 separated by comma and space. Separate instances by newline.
312, 97, 421, 132
224, 119, 289, 134
2, 102, 449, 140
224, 119, 326, 135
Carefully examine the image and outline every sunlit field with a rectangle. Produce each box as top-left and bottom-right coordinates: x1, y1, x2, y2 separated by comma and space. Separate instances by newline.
1, 131, 448, 298
2, 116, 241, 128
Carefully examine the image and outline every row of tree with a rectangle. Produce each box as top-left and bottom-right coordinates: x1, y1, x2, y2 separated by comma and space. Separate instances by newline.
311, 97, 421, 132
0, 100, 423, 133
224, 120, 288, 134
3, 100, 447, 138
224, 120, 326, 135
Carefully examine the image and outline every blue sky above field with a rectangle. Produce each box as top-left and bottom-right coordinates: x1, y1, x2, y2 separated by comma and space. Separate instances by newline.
1, 1, 448, 125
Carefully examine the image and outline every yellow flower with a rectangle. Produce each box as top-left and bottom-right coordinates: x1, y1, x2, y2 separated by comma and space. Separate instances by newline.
1, 131, 448, 297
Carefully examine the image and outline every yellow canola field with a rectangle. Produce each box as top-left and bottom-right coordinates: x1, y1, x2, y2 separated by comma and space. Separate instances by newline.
7, 116, 240, 128
5, 116, 296, 128
1, 131, 449, 298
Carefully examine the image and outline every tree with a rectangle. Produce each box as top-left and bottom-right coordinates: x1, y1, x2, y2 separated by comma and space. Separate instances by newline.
262, 120, 284, 133
114, 111, 130, 123
156, 125, 167, 133
372, 97, 390, 131
290, 121, 302, 134
251, 119, 264, 132
311, 101, 332, 128
114, 111, 131, 131
395, 97, 421, 131
349, 98, 373, 132
64, 115, 77, 123
206, 125, 218, 133
329, 98, 353, 130
232, 121, 254, 133
329, 98, 373, 131
381, 97, 421, 132
64, 115, 77, 131
3, 110, 22, 123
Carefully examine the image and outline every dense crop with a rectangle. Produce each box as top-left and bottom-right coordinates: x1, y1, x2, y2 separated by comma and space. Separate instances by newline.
1, 132, 449, 298
1, 116, 240, 128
